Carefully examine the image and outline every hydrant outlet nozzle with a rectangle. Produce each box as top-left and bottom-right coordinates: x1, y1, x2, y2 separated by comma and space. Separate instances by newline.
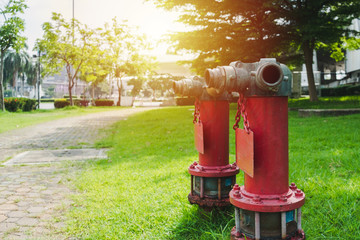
205, 58, 292, 96
172, 79, 204, 97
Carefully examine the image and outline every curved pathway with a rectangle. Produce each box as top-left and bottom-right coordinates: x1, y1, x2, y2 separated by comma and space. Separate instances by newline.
0, 107, 156, 240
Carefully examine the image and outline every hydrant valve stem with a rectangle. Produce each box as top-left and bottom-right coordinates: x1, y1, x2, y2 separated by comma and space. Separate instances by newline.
200, 177, 204, 199
255, 212, 260, 240
297, 207, 302, 231
281, 212, 286, 239
190, 175, 194, 195
235, 207, 240, 234
218, 178, 222, 200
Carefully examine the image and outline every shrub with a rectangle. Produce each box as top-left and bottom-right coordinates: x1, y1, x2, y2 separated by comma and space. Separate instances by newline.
4, 98, 23, 112
4, 90, 12, 97
62, 106, 79, 110
63, 95, 78, 99
94, 99, 114, 106
4, 98, 37, 112
175, 97, 195, 106
347, 85, 360, 95
40, 99, 55, 103
22, 99, 37, 111
74, 99, 89, 107
321, 85, 360, 96
54, 99, 70, 108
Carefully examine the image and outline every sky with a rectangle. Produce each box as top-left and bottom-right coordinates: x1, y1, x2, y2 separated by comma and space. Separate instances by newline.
18, 0, 188, 62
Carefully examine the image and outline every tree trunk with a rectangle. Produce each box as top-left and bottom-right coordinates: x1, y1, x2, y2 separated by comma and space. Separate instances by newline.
66, 64, 74, 106
330, 65, 337, 82
37, 76, 40, 109
22, 75, 25, 97
303, 41, 318, 102
131, 96, 135, 107
91, 84, 95, 105
117, 79, 122, 106
108, 75, 112, 96
0, 51, 5, 111
68, 80, 73, 106
13, 71, 18, 97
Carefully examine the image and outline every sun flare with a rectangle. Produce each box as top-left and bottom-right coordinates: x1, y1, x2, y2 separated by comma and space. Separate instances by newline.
23, 0, 185, 61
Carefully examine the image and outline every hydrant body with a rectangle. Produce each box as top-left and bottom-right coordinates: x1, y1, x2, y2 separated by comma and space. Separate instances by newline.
205, 58, 306, 239
189, 100, 239, 207
173, 78, 239, 208
230, 97, 305, 239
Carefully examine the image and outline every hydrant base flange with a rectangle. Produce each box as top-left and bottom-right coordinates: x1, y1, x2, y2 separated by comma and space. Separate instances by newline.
230, 185, 305, 212
189, 162, 239, 208
189, 162, 240, 177
188, 193, 230, 208
230, 226, 306, 240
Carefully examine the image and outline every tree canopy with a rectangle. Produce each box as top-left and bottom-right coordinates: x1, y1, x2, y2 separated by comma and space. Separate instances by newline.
37, 14, 156, 106
0, 0, 27, 111
102, 18, 156, 105
3, 49, 30, 91
36, 13, 96, 105
153, 0, 360, 101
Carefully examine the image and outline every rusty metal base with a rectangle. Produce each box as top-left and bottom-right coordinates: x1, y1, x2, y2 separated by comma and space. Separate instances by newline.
188, 193, 230, 208
230, 226, 305, 240
230, 184, 305, 213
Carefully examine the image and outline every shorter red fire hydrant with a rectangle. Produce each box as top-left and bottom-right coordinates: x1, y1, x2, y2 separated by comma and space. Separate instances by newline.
206, 59, 305, 239
173, 78, 239, 208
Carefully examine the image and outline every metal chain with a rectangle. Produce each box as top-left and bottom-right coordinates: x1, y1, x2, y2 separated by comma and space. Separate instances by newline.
193, 99, 201, 124
233, 94, 251, 133
241, 96, 250, 133
233, 95, 242, 130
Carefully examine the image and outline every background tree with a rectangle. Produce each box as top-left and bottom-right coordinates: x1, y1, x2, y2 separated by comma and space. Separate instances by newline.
126, 53, 156, 106
0, 0, 27, 111
280, 0, 360, 101
44, 85, 55, 98
79, 28, 111, 103
127, 77, 144, 105
159, 74, 183, 97
37, 13, 95, 105
153, 0, 360, 101
147, 76, 162, 100
103, 18, 156, 106
147, 73, 183, 99
25, 59, 37, 92
153, 0, 291, 72
3, 48, 30, 96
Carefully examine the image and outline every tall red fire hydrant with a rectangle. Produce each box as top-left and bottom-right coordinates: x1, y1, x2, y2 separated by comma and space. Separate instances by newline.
206, 59, 306, 239
173, 78, 239, 208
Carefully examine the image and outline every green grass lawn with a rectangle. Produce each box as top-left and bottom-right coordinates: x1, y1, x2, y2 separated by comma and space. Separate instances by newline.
65, 103, 360, 239
288, 95, 360, 109
1, 96, 358, 135
0, 106, 126, 134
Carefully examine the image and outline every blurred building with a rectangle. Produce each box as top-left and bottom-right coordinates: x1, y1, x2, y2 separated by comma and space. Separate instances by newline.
345, 19, 360, 86
297, 19, 360, 95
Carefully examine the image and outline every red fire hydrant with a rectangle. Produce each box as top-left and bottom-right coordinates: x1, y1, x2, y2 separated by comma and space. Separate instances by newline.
173, 78, 239, 208
206, 59, 306, 239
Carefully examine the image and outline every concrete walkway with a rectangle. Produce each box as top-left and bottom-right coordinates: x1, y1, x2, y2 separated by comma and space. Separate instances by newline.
0, 107, 155, 239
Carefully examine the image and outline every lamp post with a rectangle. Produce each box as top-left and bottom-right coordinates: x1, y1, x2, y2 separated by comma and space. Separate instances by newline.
72, 0, 75, 44
72, 0, 76, 96
37, 50, 41, 109
33, 51, 42, 109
